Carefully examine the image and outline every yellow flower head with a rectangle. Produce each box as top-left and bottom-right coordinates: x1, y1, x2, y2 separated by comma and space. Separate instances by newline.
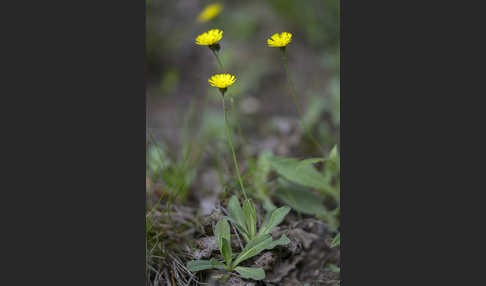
196, 29, 223, 46
267, 32, 292, 48
197, 3, 222, 23
208, 73, 236, 89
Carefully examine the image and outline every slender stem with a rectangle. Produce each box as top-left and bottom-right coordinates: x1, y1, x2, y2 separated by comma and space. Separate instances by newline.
222, 96, 248, 200
281, 48, 324, 154
212, 50, 224, 71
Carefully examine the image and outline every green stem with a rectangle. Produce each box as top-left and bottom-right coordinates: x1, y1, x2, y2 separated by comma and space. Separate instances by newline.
222, 96, 248, 200
281, 48, 324, 154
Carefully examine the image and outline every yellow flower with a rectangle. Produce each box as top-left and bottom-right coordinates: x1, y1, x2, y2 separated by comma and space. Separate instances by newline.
196, 29, 223, 46
267, 32, 292, 48
208, 74, 236, 89
197, 3, 222, 23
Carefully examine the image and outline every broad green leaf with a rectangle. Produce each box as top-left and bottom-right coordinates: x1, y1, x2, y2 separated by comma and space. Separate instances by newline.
242, 199, 257, 239
265, 234, 290, 250
210, 258, 227, 270
187, 260, 213, 272
298, 157, 326, 167
331, 233, 340, 248
227, 196, 247, 232
221, 238, 232, 266
275, 179, 327, 216
214, 219, 230, 256
269, 156, 332, 192
258, 206, 291, 236
235, 266, 265, 280
233, 235, 273, 267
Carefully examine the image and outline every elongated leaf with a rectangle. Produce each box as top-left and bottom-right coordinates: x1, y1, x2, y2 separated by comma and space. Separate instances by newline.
243, 234, 272, 251
244, 234, 271, 250
265, 234, 290, 250
228, 196, 247, 232
214, 219, 230, 256
329, 145, 339, 164
242, 199, 257, 239
327, 145, 340, 172
187, 260, 213, 272
258, 206, 290, 236
326, 264, 340, 273
235, 266, 265, 280
210, 258, 227, 270
331, 233, 340, 248
221, 238, 232, 266
270, 156, 332, 192
233, 235, 273, 267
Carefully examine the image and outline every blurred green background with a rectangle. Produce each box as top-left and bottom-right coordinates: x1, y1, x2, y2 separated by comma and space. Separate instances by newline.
147, 0, 339, 154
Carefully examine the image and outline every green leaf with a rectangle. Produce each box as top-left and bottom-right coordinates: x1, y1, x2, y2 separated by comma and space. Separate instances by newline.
234, 266, 265, 280
214, 219, 231, 257
233, 235, 273, 267
275, 179, 328, 216
328, 145, 340, 171
326, 264, 340, 273
258, 206, 291, 236
210, 258, 227, 270
262, 197, 276, 213
265, 234, 291, 250
221, 238, 232, 266
269, 156, 332, 192
329, 145, 339, 163
331, 233, 340, 248
187, 260, 213, 272
242, 199, 257, 239
225, 216, 250, 242
227, 196, 247, 232
253, 151, 273, 205
298, 157, 326, 167
244, 234, 272, 250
